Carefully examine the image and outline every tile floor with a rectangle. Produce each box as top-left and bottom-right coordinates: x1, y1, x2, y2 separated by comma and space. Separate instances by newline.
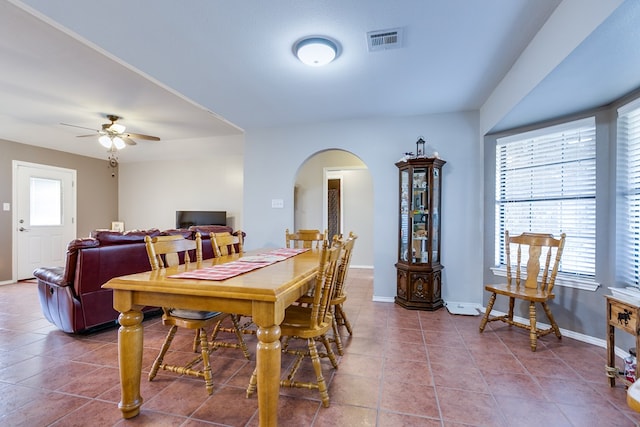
1, 269, 639, 426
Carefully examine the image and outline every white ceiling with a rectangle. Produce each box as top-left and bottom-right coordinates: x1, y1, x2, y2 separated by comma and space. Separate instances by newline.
1, 0, 639, 163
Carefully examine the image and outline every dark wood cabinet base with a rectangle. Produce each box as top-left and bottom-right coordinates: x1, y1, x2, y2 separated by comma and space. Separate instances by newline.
395, 264, 443, 311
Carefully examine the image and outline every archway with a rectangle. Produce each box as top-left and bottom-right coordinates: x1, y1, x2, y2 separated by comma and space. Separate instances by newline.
293, 149, 373, 267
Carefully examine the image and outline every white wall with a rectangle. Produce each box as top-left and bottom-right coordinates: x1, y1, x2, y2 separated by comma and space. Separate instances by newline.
117, 137, 244, 231
339, 168, 374, 268
243, 112, 482, 302
116, 112, 482, 304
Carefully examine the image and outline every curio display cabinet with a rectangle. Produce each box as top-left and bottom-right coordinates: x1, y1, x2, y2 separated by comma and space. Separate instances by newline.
395, 157, 445, 310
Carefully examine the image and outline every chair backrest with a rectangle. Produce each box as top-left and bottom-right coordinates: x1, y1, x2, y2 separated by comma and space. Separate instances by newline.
285, 228, 327, 249
505, 231, 566, 293
210, 231, 243, 257
145, 233, 203, 270
333, 231, 358, 298
308, 239, 343, 329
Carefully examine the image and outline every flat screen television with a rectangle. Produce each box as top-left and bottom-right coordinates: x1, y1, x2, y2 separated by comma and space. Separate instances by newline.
176, 210, 227, 228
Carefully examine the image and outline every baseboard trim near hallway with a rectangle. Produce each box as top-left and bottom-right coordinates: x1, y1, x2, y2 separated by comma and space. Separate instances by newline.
373, 296, 394, 303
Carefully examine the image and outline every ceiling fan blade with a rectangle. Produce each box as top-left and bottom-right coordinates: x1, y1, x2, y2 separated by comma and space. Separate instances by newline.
76, 133, 100, 137
121, 136, 137, 146
60, 122, 99, 132
124, 132, 160, 141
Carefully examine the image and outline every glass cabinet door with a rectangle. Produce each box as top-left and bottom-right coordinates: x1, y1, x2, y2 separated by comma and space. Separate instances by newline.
412, 167, 428, 263
431, 168, 440, 263
400, 169, 410, 261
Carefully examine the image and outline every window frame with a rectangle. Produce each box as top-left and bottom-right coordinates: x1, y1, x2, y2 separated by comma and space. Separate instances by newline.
493, 117, 599, 292
616, 97, 640, 289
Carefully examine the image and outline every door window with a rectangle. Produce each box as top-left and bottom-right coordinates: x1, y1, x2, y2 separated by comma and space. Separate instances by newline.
30, 177, 62, 226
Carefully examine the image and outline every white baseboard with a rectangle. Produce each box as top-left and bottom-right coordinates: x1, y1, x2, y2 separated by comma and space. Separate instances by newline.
372, 296, 394, 303
0, 280, 15, 286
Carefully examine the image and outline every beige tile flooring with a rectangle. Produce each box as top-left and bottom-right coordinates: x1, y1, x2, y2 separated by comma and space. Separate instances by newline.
1, 269, 639, 426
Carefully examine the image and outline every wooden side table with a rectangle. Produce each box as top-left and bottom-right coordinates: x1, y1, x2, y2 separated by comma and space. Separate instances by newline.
606, 295, 640, 386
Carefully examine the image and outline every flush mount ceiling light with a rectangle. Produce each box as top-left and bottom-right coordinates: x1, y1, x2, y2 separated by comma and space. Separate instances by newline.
294, 36, 339, 66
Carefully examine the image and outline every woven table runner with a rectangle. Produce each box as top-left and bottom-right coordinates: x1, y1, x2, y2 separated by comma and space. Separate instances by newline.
169, 248, 309, 281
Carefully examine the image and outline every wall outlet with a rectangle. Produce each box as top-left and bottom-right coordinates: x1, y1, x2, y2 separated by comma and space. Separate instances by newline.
271, 199, 284, 209
2, 203, 9, 211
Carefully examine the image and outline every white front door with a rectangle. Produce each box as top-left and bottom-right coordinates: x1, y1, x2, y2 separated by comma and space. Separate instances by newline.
14, 161, 76, 280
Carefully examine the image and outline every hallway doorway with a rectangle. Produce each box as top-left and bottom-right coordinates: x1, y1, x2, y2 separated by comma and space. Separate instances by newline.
327, 175, 342, 240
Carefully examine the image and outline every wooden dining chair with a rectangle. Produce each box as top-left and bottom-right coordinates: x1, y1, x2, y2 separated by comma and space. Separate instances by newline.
144, 233, 247, 395
246, 239, 342, 407
296, 232, 358, 355
209, 231, 255, 345
479, 231, 566, 351
285, 228, 327, 249
210, 230, 243, 257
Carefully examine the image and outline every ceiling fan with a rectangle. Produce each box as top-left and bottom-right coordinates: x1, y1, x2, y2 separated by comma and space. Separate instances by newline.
61, 114, 160, 151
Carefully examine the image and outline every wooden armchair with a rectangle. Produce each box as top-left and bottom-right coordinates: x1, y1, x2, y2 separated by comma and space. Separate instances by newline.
285, 228, 327, 249
246, 239, 342, 407
144, 233, 248, 395
297, 232, 358, 355
479, 231, 566, 351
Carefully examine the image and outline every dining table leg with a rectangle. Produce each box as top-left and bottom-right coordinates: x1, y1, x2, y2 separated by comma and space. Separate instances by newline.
255, 322, 282, 427
117, 309, 144, 418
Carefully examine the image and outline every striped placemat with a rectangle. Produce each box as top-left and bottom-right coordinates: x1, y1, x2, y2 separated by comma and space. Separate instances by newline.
169, 248, 309, 281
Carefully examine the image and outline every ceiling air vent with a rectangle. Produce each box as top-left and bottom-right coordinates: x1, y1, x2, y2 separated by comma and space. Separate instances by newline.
367, 28, 403, 52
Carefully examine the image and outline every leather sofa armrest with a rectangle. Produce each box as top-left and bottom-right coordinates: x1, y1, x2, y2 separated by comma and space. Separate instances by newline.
33, 266, 68, 287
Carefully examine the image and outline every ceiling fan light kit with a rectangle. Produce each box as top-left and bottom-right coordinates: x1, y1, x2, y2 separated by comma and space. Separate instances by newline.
99, 135, 126, 150
61, 114, 160, 152
112, 136, 126, 150
99, 134, 126, 151
98, 135, 111, 149
110, 123, 126, 133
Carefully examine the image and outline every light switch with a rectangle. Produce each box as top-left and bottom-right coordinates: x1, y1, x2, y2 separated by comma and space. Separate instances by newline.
271, 199, 284, 209
2, 203, 9, 211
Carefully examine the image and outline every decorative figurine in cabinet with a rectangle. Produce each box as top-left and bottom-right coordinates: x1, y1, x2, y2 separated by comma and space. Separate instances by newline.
395, 157, 445, 310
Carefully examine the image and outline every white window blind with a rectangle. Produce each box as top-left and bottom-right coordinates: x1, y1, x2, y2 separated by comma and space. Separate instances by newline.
495, 117, 596, 278
617, 99, 640, 287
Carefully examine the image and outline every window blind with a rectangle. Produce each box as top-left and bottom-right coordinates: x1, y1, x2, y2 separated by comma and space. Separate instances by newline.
495, 117, 596, 278
617, 99, 640, 287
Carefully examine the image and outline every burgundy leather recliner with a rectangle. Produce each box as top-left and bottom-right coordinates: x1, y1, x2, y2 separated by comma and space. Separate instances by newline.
33, 225, 243, 333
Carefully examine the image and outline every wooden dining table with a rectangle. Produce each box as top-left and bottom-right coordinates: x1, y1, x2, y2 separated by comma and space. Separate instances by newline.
102, 248, 320, 427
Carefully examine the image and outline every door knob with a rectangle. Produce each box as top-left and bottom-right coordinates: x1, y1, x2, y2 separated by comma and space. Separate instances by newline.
19, 227, 29, 232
